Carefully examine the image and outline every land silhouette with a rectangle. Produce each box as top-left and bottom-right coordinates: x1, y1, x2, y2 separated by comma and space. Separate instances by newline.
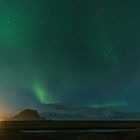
9, 109, 46, 121
0, 109, 139, 140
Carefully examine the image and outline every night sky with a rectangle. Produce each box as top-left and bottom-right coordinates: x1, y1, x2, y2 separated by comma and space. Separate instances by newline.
0, 0, 140, 114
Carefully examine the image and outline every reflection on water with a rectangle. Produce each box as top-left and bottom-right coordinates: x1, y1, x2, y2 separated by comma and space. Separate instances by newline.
22, 129, 132, 133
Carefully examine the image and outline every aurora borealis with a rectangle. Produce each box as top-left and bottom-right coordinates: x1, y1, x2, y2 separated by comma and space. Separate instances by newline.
0, 0, 140, 114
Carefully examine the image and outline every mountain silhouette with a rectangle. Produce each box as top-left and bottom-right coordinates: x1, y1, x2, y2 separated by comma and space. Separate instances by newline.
9, 109, 46, 121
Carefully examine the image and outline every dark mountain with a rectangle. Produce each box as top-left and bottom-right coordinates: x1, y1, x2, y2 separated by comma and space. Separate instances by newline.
9, 109, 46, 121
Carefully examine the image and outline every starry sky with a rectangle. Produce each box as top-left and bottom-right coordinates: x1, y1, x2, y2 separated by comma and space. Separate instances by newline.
0, 0, 140, 114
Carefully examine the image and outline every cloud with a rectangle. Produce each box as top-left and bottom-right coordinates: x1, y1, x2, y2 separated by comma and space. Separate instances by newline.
90, 101, 127, 108
40, 103, 140, 120
39, 103, 117, 120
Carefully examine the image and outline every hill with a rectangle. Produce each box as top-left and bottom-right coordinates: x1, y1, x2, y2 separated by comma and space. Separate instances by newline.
9, 109, 46, 121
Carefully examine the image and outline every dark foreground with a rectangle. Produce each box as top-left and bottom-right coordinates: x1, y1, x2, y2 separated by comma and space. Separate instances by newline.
1, 121, 140, 140
0, 130, 140, 140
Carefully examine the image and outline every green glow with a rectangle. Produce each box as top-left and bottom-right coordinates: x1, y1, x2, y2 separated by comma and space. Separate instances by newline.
90, 101, 127, 108
94, 38, 119, 66
92, 20, 119, 66
0, 8, 22, 47
31, 82, 55, 104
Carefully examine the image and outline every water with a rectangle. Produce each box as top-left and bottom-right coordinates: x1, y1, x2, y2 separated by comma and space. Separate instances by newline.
22, 129, 131, 133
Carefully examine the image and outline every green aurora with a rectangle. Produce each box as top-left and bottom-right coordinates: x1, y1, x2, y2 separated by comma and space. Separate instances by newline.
0, 0, 139, 113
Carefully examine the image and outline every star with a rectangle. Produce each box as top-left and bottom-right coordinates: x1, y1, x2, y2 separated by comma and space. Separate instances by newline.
7, 20, 11, 24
